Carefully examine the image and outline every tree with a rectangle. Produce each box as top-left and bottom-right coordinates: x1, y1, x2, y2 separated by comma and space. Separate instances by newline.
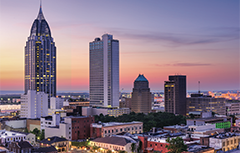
40, 130, 45, 140
131, 143, 136, 153
165, 137, 187, 153
106, 150, 112, 153
137, 140, 142, 153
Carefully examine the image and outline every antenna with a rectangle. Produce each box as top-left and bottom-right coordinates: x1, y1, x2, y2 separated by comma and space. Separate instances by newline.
198, 81, 200, 94
40, 0, 42, 8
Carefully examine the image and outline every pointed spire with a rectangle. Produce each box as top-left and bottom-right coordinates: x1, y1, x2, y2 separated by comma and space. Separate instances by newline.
37, 0, 45, 20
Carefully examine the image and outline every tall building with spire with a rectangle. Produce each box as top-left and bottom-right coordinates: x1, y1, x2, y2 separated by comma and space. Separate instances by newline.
25, 4, 56, 97
131, 74, 152, 113
89, 34, 119, 107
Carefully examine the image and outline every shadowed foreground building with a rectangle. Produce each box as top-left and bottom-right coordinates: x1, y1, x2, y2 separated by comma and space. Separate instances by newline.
25, 4, 56, 97
164, 75, 186, 115
131, 74, 152, 113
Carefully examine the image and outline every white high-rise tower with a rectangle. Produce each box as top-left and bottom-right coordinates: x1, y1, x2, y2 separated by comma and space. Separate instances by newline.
89, 34, 119, 107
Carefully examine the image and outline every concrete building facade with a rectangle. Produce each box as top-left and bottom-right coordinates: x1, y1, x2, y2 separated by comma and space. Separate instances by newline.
89, 34, 119, 107
20, 90, 48, 118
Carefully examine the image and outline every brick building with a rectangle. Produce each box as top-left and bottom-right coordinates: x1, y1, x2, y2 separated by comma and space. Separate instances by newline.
90, 121, 143, 138
65, 116, 94, 140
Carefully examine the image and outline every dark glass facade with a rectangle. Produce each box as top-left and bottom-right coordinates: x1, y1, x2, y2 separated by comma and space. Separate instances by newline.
25, 6, 56, 97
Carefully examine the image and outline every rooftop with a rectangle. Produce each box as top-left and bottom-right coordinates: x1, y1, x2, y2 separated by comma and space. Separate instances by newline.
92, 136, 134, 146
210, 132, 240, 139
135, 74, 148, 82
91, 121, 142, 128
32, 146, 57, 152
0, 130, 26, 138
41, 136, 68, 144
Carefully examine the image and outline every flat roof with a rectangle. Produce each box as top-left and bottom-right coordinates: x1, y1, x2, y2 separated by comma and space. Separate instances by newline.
92, 121, 142, 128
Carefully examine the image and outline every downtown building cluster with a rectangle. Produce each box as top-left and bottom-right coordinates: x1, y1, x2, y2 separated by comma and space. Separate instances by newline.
1, 3, 240, 153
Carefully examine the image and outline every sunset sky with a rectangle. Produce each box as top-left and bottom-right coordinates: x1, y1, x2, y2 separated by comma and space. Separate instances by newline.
0, 0, 239, 92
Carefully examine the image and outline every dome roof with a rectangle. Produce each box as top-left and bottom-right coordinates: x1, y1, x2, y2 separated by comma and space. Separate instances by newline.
135, 74, 148, 82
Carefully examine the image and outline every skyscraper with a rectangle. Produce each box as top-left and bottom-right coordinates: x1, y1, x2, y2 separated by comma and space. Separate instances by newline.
131, 74, 152, 113
89, 34, 119, 107
25, 4, 56, 97
164, 75, 186, 115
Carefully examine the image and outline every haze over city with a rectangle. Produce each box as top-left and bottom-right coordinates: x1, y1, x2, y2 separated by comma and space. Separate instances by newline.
0, 0, 239, 92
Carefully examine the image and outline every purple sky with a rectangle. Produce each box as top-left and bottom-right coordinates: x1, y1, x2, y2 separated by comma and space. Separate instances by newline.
0, 0, 239, 92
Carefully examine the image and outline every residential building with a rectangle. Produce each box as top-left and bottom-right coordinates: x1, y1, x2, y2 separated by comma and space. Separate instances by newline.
164, 75, 186, 115
8, 141, 33, 153
40, 113, 60, 130
24, 4, 56, 97
10, 131, 36, 146
131, 74, 152, 113
0, 130, 26, 146
90, 121, 143, 138
89, 34, 119, 107
82, 106, 130, 117
90, 136, 137, 153
20, 90, 48, 118
187, 94, 226, 115
50, 97, 64, 109
188, 124, 224, 136
40, 136, 70, 152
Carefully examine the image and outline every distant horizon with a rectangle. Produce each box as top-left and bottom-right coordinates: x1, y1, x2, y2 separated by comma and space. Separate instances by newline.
0, 89, 239, 95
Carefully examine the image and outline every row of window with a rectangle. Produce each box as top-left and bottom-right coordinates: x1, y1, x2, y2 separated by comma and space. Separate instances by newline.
104, 126, 142, 134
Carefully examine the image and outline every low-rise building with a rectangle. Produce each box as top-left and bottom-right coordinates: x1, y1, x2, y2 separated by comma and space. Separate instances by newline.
40, 136, 70, 153
32, 146, 57, 153
45, 116, 94, 140
82, 107, 130, 117
188, 124, 224, 136
90, 136, 137, 153
8, 141, 33, 153
40, 113, 60, 130
163, 125, 188, 133
187, 113, 232, 128
90, 121, 143, 138
138, 132, 200, 153
209, 133, 240, 152
186, 145, 214, 153
45, 123, 71, 140
26, 118, 41, 131
0, 130, 26, 146
10, 131, 36, 146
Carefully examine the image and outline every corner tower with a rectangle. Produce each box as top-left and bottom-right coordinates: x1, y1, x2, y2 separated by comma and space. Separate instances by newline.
25, 4, 56, 97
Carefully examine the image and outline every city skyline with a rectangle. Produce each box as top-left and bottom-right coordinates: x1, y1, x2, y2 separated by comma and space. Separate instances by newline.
0, 0, 239, 92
